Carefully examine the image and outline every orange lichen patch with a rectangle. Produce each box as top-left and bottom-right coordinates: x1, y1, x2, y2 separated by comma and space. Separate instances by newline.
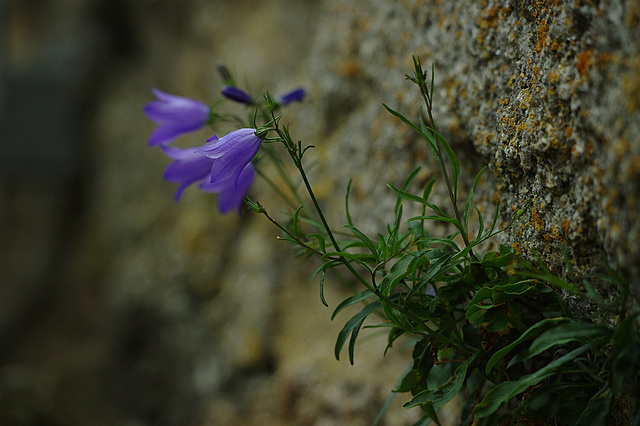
530, 204, 546, 232
576, 49, 593, 76
501, 7, 512, 18
512, 241, 522, 254
565, 126, 572, 138
535, 19, 549, 55
532, 65, 541, 81
585, 141, 594, 156
562, 219, 571, 234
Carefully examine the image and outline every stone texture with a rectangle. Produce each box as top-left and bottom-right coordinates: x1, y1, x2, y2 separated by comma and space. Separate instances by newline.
1, 0, 638, 425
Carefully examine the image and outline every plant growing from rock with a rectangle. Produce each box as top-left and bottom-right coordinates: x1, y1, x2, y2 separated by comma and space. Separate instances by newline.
144, 58, 639, 425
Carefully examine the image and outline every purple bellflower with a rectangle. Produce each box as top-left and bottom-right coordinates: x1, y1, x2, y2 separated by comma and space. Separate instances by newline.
160, 142, 256, 214
278, 87, 306, 105
197, 128, 262, 189
221, 86, 253, 105
144, 88, 210, 146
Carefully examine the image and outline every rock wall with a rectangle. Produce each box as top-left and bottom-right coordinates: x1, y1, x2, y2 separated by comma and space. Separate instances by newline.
1, 0, 638, 425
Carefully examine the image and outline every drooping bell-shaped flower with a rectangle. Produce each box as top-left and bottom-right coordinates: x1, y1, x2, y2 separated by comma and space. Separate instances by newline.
197, 128, 261, 188
144, 88, 211, 146
221, 86, 253, 105
159, 140, 256, 214
278, 87, 306, 105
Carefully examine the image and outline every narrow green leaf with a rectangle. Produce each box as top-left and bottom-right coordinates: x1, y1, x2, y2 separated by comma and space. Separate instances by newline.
380, 254, 414, 295
307, 233, 326, 253
475, 343, 594, 418
345, 178, 354, 227
334, 300, 382, 362
344, 224, 379, 259
576, 388, 612, 426
348, 316, 366, 364
291, 205, 304, 237
331, 289, 375, 320
386, 183, 448, 217
423, 177, 437, 200
507, 321, 610, 368
440, 136, 460, 198
418, 114, 441, 161
474, 204, 485, 242
408, 215, 462, 229
413, 252, 456, 294
403, 353, 478, 409
582, 279, 605, 305
485, 317, 571, 374
309, 261, 341, 307
322, 251, 374, 268
383, 103, 422, 134
611, 312, 640, 394
463, 167, 486, 234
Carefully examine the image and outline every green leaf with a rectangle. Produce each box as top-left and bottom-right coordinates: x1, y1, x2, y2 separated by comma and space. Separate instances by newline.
379, 254, 414, 295
307, 233, 326, 253
423, 178, 437, 200
437, 134, 460, 198
474, 204, 485, 242
403, 353, 478, 409
345, 178, 354, 227
413, 252, 457, 294
463, 167, 486, 234
408, 214, 462, 229
343, 224, 379, 259
331, 289, 375, 320
507, 320, 610, 368
383, 103, 422, 135
291, 205, 304, 237
611, 312, 640, 394
475, 343, 594, 418
576, 388, 612, 426
322, 251, 374, 269
485, 317, 571, 374
386, 183, 448, 217
309, 260, 341, 307
334, 300, 382, 364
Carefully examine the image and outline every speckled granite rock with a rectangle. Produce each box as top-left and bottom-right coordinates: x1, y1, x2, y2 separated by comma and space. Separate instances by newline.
300, 0, 640, 303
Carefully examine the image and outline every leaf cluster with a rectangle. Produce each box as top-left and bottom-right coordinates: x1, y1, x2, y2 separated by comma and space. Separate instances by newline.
251, 57, 640, 425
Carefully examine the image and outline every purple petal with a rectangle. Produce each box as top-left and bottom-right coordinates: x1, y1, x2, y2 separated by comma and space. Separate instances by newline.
144, 88, 210, 146
221, 86, 253, 105
197, 128, 261, 186
160, 145, 214, 200
149, 123, 205, 147
215, 163, 256, 214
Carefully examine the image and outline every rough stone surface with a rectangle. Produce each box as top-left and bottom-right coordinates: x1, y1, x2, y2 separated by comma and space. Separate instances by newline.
1, 0, 638, 424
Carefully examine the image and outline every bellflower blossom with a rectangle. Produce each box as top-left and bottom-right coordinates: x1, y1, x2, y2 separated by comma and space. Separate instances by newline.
221, 86, 253, 105
160, 141, 256, 214
197, 128, 262, 189
278, 87, 306, 105
144, 88, 210, 146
